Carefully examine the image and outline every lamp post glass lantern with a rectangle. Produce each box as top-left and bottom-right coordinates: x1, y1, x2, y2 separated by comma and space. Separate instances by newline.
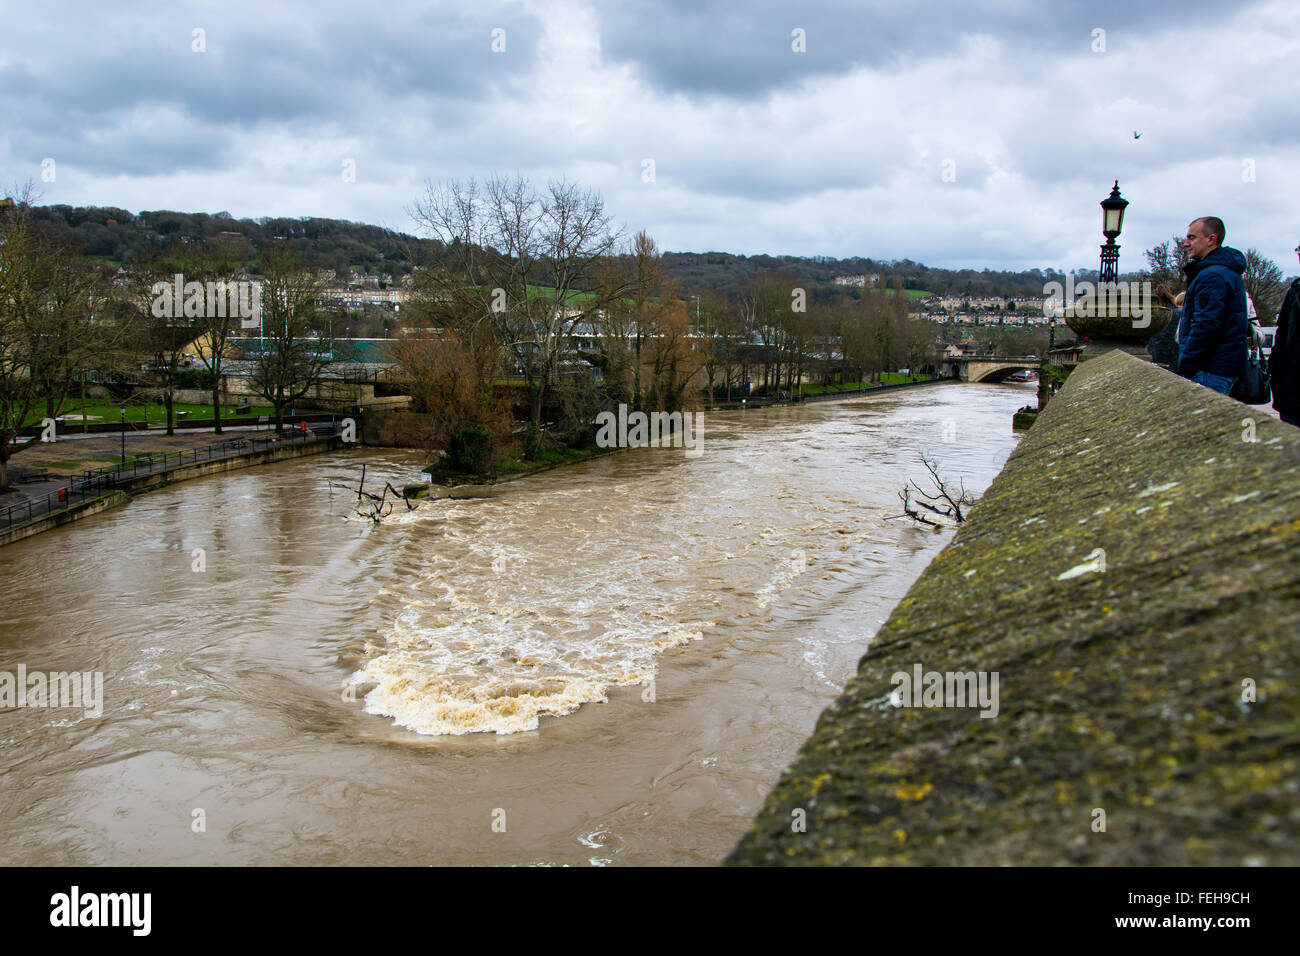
1099, 181, 1129, 285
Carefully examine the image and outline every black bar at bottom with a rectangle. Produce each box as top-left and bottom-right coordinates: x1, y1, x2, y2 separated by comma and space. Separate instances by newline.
0, 865, 1283, 942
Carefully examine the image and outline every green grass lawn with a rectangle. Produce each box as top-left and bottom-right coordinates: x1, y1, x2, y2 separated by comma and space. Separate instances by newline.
525, 284, 599, 303
800, 373, 932, 394
852, 288, 935, 300
24, 402, 277, 428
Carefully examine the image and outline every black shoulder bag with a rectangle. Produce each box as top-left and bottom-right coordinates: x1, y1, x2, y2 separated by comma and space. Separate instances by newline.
1231, 342, 1272, 405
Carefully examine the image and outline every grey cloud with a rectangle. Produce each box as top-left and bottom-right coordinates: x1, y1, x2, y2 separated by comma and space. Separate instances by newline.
0, 1, 542, 178
597, 0, 1231, 99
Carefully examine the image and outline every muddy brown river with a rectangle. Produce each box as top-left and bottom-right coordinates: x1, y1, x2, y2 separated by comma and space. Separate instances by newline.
0, 383, 1030, 865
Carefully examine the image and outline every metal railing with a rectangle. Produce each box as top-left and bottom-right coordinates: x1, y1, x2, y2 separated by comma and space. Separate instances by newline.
0, 477, 115, 531
2, 423, 344, 532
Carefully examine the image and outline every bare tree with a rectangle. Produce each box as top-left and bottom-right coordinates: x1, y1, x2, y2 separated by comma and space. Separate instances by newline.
189, 238, 251, 432
120, 253, 198, 435
27, 240, 110, 421
596, 230, 664, 408
248, 245, 336, 434
1243, 248, 1286, 324
387, 327, 507, 463
0, 194, 43, 490
1144, 235, 1190, 293
597, 231, 694, 410
0, 190, 113, 487
737, 271, 796, 392
694, 289, 739, 405
644, 298, 698, 412
411, 174, 623, 457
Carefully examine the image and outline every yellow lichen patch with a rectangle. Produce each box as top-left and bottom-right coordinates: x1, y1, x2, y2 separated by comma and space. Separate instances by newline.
808, 772, 832, 795
867, 762, 909, 778
1213, 760, 1296, 793
893, 828, 907, 844
892, 782, 933, 802
1269, 517, 1300, 537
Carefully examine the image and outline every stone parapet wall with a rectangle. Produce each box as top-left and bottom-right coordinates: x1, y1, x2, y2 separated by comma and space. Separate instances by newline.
727, 350, 1300, 865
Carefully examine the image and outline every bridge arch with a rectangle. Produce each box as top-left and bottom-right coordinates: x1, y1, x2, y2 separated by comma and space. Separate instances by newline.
970, 363, 1039, 383
943, 355, 1042, 382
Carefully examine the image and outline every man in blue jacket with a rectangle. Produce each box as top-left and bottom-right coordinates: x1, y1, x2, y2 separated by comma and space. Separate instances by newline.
1177, 217, 1249, 394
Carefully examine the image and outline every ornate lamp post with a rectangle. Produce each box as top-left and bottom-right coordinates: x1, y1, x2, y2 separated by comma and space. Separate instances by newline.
1064, 181, 1169, 362
1099, 181, 1129, 285
119, 405, 127, 464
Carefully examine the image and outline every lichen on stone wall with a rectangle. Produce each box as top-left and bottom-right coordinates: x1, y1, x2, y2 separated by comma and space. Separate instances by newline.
726, 351, 1300, 866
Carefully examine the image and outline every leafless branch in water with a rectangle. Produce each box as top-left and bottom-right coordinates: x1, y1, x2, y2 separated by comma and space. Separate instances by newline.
329, 467, 416, 522
892, 453, 978, 528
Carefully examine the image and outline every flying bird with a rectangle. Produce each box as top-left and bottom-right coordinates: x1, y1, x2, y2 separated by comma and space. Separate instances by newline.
1133, 131, 1142, 139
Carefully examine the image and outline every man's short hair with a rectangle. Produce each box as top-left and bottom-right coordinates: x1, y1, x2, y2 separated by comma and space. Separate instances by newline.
1192, 216, 1226, 246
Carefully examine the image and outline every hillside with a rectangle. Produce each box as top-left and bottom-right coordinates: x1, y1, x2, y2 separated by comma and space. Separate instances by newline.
24, 204, 1079, 300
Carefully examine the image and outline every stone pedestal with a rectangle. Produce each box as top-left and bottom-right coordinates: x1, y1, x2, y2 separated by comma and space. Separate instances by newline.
1065, 295, 1171, 363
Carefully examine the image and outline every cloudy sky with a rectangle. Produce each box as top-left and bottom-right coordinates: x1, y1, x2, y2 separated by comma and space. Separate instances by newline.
3, 0, 1298, 273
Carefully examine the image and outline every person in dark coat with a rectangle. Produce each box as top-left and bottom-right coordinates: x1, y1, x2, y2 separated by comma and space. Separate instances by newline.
1146, 284, 1181, 368
1177, 217, 1249, 395
1270, 243, 1300, 427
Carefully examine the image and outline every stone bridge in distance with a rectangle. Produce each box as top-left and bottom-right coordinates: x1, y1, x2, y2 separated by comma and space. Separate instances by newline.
942, 355, 1042, 382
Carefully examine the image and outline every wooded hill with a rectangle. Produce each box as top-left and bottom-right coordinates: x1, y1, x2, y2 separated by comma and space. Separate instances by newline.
27, 204, 1076, 299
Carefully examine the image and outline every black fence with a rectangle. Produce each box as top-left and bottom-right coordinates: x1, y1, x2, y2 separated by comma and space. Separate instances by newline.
70, 426, 340, 488
0, 476, 116, 532
2, 424, 345, 533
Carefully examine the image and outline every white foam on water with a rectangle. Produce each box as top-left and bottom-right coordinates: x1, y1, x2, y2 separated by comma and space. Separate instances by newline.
355, 600, 711, 735
353, 519, 718, 735
349, 397, 1015, 738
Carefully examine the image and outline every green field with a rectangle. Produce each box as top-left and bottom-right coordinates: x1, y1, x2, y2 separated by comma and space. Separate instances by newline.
525, 284, 599, 303
23, 401, 277, 428
869, 288, 935, 300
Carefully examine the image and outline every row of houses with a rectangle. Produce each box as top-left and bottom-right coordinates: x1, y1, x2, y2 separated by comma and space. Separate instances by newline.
320, 287, 411, 308
917, 295, 1064, 316
926, 312, 1057, 327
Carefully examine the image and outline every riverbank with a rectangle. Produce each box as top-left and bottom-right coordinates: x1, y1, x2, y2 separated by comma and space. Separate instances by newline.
1, 433, 346, 547
414, 442, 621, 493
0, 490, 131, 548
707, 375, 949, 410
410, 379, 957, 489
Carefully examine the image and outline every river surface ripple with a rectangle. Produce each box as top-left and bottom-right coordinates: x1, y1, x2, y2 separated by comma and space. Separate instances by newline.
0, 383, 1030, 865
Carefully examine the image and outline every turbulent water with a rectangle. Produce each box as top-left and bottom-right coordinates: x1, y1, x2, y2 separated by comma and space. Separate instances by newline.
0, 383, 1030, 865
